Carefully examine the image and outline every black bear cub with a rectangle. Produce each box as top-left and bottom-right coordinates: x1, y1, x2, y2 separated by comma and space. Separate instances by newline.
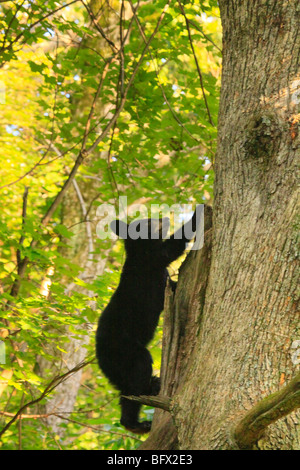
96, 208, 199, 433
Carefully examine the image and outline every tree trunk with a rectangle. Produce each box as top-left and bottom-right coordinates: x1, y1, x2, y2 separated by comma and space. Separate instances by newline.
36, 179, 106, 434
36, 0, 118, 434
141, 0, 299, 450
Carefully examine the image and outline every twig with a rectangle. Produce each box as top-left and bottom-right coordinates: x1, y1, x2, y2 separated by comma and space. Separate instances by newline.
177, 0, 214, 127
0, 399, 116, 419
48, 144, 95, 247
234, 372, 300, 450
81, 1, 137, 152
5, 0, 171, 300
8, 186, 30, 298
0, 154, 48, 190
0, 50, 67, 192
54, 414, 142, 441
128, 0, 200, 143
107, 123, 120, 205
81, 59, 112, 152
0, 358, 95, 439
0, 0, 80, 57
1, 0, 26, 54
72, 178, 94, 258
187, 19, 222, 54
87, 0, 172, 155
119, 0, 125, 99
16, 186, 29, 268
80, 0, 118, 53
18, 393, 25, 450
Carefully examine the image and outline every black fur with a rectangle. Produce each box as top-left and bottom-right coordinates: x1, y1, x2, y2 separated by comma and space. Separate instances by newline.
96, 209, 199, 433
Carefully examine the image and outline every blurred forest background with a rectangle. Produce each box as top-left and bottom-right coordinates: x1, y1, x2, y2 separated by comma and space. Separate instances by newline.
0, 0, 221, 449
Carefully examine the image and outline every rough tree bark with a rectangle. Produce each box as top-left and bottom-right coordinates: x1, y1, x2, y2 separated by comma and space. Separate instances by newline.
141, 0, 299, 450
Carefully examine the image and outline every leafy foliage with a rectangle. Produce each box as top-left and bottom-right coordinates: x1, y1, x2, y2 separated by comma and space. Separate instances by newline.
0, 0, 221, 449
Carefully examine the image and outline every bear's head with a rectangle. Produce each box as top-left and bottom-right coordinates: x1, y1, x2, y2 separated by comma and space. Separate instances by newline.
110, 217, 170, 261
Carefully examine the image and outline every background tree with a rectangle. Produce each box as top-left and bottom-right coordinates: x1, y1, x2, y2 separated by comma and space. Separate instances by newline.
141, 0, 300, 451
35, 0, 126, 436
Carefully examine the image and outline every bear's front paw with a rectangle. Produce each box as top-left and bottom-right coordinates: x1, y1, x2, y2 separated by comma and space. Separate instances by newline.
150, 376, 161, 396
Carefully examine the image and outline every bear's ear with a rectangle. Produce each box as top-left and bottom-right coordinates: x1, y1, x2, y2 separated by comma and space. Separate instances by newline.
160, 217, 170, 238
110, 220, 128, 239
149, 217, 170, 239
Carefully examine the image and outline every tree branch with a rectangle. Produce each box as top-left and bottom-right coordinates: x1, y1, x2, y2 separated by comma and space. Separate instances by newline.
0, 154, 48, 190
177, 0, 214, 127
122, 395, 172, 412
128, 0, 200, 143
87, 0, 172, 155
5, 0, 171, 300
0, 410, 141, 442
72, 179, 92, 240
16, 186, 29, 269
8, 149, 85, 298
0, 0, 80, 61
187, 19, 222, 54
234, 372, 300, 450
80, 0, 118, 53
0, 358, 95, 439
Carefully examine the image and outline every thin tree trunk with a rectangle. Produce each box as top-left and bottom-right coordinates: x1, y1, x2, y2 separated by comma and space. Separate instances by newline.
141, 0, 299, 450
36, 0, 118, 434
36, 179, 106, 434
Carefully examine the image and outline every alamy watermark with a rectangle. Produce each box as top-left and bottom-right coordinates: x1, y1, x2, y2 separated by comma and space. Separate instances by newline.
95, 198, 204, 250
0, 340, 5, 365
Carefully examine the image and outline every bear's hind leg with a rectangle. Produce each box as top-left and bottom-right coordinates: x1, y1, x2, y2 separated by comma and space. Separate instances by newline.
120, 346, 154, 433
120, 397, 151, 434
